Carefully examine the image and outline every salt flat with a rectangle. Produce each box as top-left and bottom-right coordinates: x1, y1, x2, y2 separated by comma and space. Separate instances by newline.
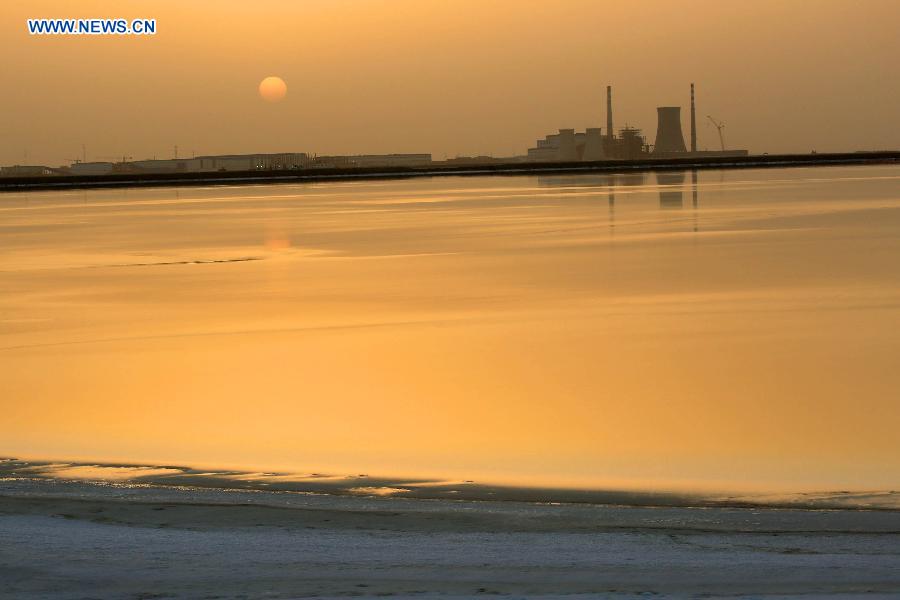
2, 483, 899, 599
1, 509, 898, 599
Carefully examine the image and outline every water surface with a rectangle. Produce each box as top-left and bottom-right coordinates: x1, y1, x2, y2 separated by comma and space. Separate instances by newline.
2, 166, 899, 492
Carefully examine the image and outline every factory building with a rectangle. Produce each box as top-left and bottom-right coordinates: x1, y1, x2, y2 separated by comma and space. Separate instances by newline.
525, 86, 650, 162
67, 162, 115, 175
67, 154, 311, 175
441, 155, 526, 166
526, 126, 647, 162
348, 154, 432, 168
527, 128, 608, 162
304, 154, 432, 169
614, 127, 650, 159
64, 152, 431, 175
129, 153, 311, 173
0, 165, 61, 177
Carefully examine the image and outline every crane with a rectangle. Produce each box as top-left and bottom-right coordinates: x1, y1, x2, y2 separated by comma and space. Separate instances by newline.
706, 116, 726, 151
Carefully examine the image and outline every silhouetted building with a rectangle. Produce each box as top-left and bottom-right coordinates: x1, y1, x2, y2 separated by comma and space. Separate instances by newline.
615, 127, 649, 159
557, 129, 578, 161
311, 155, 355, 168
442, 155, 525, 165
582, 128, 606, 160
0, 165, 60, 177
65, 152, 434, 175
527, 128, 617, 162
68, 162, 115, 175
75, 153, 313, 175
348, 154, 432, 168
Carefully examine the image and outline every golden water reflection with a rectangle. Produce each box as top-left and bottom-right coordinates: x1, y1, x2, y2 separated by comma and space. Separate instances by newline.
2, 166, 900, 492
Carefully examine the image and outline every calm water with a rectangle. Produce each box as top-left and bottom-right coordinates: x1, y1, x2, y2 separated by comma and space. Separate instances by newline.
2, 166, 899, 492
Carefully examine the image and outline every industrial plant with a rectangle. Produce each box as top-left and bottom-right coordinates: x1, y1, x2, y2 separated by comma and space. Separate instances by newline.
525, 84, 748, 162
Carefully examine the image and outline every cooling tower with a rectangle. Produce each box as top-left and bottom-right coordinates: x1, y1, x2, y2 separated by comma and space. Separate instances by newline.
653, 107, 687, 154
557, 129, 578, 162
582, 128, 606, 161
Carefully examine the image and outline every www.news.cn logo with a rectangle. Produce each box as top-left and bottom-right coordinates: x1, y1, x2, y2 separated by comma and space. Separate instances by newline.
27, 19, 156, 35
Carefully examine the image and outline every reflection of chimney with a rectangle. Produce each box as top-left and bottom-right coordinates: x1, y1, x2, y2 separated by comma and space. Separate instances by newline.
606, 86, 613, 140
557, 129, 578, 162
690, 83, 697, 153
691, 169, 698, 209
653, 107, 688, 154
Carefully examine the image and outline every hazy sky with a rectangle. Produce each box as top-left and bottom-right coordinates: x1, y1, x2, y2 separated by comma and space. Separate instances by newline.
3, 0, 899, 166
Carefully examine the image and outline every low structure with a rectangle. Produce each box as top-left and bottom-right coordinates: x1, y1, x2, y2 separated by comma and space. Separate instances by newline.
527, 127, 645, 162
0, 165, 60, 177
68, 162, 115, 176
62, 152, 431, 175
129, 153, 311, 173
347, 154, 432, 168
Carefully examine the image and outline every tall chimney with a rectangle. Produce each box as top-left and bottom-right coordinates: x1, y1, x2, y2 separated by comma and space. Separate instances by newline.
606, 86, 613, 140
690, 83, 697, 153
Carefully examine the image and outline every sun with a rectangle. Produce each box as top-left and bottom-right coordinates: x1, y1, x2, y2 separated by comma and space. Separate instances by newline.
258, 76, 287, 103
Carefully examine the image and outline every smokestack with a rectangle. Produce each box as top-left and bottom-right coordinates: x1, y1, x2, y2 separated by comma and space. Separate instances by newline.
653, 107, 688, 154
690, 83, 697, 153
606, 86, 613, 140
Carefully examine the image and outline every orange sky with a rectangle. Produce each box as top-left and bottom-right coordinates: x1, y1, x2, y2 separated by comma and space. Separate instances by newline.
3, 0, 899, 166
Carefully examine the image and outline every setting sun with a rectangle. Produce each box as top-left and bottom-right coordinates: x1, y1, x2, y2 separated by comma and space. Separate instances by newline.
258, 76, 287, 102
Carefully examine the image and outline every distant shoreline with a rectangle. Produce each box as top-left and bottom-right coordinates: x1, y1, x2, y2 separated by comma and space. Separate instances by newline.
1, 151, 898, 192
3, 458, 898, 512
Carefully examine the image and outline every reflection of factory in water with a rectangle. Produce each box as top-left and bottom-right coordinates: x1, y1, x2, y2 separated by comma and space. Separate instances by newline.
657, 171, 686, 208
535, 172, 646, 189
526, 84, 747, 162
656, 170, 701, 211
537, 169, 701, 220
